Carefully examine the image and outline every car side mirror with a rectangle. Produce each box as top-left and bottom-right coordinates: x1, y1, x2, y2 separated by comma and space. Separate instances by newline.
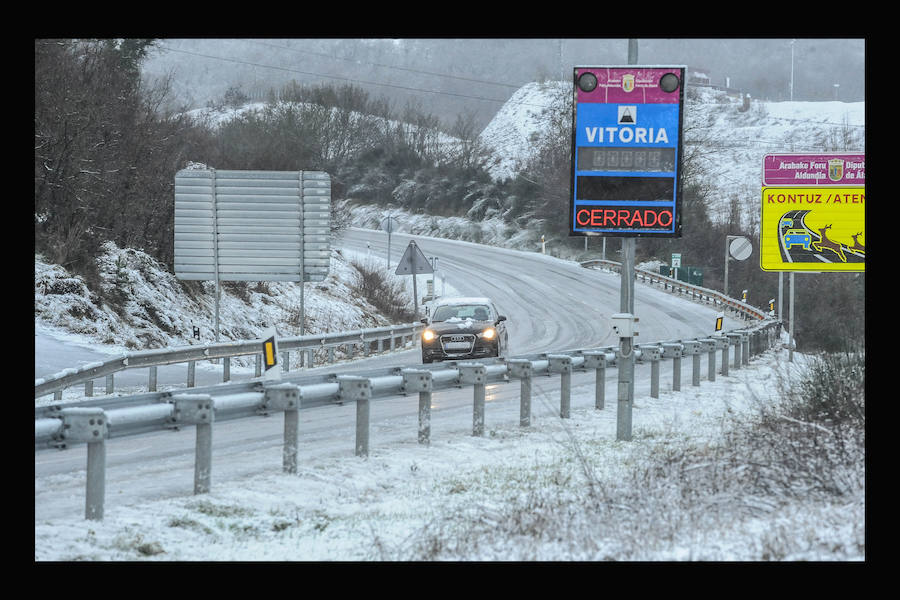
497, 315, 507, 322
420, 317, 429, 324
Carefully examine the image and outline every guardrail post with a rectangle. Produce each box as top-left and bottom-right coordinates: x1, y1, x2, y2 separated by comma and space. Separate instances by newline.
662, 343, 682, 392
171, 394, 215, 494
720, 337, 730, 376
741, 333, 750, 365
548, 354, 573, 418
60, 407, 108, 520
639, 345, 662, 398
507, 359, 533, 426
223, 357, 230, 382
701, 339, 717, 382
255, 354, 262, 377
264, 383, 302, 474
338, 376, 371, 457
728, 333, 742, 372
583, 350, 613, 410
105, 374, 114, 395
402, 369, 433, 444
149, 366, 157, 391
85, 380, 93, 397
187, 361, 196, 388
458, 363, 487, 436
681, 341, 702, 387
715, 337, 730, 376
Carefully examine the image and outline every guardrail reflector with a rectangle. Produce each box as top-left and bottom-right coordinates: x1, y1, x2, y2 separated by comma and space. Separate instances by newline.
261, 327, 280, 381
264, 337, 277, 370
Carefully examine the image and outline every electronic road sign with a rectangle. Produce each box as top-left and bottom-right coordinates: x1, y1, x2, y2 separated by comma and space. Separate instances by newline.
570, 66, 685, 238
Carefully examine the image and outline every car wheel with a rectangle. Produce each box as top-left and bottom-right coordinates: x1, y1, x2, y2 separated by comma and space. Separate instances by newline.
422, 353, 432, 364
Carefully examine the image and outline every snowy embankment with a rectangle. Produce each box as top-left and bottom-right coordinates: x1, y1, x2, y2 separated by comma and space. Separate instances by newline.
34, 347, 864, 561
35, 241, 406, 362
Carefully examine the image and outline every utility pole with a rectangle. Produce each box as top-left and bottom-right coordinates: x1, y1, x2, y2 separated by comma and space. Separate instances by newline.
617, 39, 639, 442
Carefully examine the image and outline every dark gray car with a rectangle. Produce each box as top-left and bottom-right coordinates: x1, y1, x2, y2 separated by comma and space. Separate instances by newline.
420, 297, 508, 363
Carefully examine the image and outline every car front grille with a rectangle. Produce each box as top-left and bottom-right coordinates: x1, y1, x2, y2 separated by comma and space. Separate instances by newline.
440, 333, 476, 353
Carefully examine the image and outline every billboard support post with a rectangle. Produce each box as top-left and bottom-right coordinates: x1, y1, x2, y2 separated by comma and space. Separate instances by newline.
571, 45, 684, 441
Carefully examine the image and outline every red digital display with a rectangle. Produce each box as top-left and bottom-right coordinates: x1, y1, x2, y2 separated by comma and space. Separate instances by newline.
574, 206, 674, 230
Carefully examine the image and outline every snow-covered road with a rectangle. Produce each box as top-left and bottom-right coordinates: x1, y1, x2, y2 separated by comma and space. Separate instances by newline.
35, 230, 747, 522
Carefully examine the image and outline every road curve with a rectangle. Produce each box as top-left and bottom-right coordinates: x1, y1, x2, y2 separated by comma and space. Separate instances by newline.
337, 227, 733, 356
36, 228, 739, 520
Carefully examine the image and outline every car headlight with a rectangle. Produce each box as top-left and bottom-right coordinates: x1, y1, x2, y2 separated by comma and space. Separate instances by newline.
422, 329, 436, 342
479, 327, 496, 340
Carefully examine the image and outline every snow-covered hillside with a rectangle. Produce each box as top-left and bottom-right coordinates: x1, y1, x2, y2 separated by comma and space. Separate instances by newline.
477, 80, 569, 181
35, 241, 400, 361
35, 82, 865, 361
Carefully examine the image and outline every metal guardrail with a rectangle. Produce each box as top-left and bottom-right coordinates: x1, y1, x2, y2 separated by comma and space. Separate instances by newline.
36, 318, 781, 520
34, 323, 424, 401
36, 258, 763, 402
36, 256, 783, 520
580, 259, 770, 321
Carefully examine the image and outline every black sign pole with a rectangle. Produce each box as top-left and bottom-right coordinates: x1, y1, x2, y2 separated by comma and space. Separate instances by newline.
411, 242, 418, 320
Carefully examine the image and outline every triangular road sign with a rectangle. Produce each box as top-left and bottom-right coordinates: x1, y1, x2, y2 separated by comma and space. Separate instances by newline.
395, 240, 433, 275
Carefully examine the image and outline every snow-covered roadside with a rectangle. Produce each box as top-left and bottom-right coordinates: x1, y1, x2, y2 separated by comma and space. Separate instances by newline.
34, 348, 864, 561
34, 242, 394, 355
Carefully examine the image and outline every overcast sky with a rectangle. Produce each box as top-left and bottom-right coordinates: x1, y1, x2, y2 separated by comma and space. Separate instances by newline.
142, 38, 865, 128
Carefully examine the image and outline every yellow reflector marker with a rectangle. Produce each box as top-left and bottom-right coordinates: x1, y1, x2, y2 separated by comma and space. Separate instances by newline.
264, 337, 277, 369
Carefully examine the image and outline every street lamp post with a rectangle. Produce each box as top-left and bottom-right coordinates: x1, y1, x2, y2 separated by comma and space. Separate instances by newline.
790, 39, 796, 101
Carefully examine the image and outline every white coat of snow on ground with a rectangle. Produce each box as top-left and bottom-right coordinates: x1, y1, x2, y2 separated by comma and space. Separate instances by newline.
34, 346, 864, 561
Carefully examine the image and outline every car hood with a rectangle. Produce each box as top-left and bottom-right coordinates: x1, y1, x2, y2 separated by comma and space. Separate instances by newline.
426, 318, 494, 334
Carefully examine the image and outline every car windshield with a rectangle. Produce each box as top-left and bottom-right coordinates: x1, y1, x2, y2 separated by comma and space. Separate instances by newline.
432, 305, 491, 322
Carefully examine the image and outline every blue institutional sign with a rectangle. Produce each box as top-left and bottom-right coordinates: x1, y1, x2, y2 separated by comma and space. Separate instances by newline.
570, 66, 685, 238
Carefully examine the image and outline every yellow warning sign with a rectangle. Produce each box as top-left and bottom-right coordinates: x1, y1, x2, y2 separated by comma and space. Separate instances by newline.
760, 186, 864, 272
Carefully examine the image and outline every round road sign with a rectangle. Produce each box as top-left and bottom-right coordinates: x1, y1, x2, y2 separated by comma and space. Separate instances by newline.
729, 236, 752, 261
380, 215, 398, 234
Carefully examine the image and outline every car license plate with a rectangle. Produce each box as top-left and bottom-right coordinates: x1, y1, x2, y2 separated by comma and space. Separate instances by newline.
443, 341, 470, 350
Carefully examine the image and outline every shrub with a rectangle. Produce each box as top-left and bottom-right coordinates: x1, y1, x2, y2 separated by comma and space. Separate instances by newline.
349, 259, 414, 323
